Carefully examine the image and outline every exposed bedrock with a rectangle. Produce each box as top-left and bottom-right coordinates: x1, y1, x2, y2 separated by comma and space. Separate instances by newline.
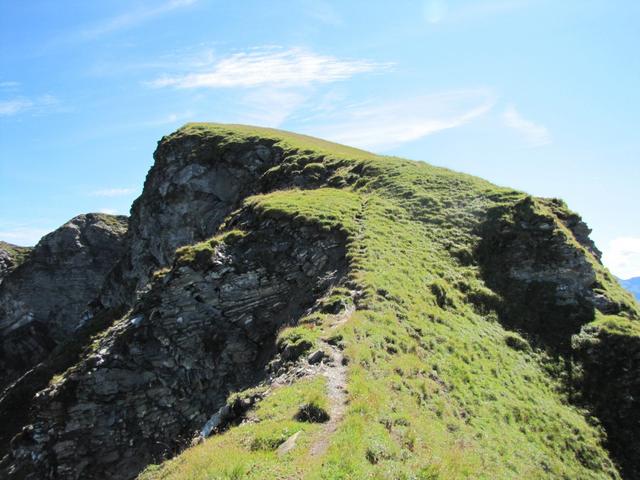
0, 214, 128, 390
477, 196, 621, 350
99, 132, 286, 310
4, 211, 347, 480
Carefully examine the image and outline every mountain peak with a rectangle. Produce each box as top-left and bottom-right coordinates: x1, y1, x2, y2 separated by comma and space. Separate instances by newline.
1, 126, 638, 479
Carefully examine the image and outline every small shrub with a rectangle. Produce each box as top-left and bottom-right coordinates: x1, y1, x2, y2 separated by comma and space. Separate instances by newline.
277, 327, 316, 361
294, 401, 329, 423
504, 332, 530, 352
365, 441, 395, 464
429, 280, 454, 309
249, 428, 292, 451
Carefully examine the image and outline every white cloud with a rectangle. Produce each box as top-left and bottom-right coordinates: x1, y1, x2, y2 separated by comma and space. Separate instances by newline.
90, 188, 137, 197
0, 95, 59, 117
502, 104, 551, 147
0, 227, 51, 247
80, 0, 199, 39
602, 237, 640, 280
0, 99, 33, 116
306, 89, 495, 151
148, 47, 390, 89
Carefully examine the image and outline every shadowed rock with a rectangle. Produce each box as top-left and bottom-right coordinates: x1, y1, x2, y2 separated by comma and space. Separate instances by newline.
0, 214, 128, 390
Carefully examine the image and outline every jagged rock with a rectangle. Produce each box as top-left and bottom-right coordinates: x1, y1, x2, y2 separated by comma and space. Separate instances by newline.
4, 210, 347, 479
307, 349, 326, 365
200, 404, 231, 438
540, 197, 603, 260
277, 431, 301, 456
478, 196, 619, 350
0, 214, 128, 390
99, 131, 285, 310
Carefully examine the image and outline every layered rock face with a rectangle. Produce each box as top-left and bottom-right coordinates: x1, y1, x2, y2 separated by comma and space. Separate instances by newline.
99, 134, 283, 309
0, 214, 128, 390
8, 211, 346, 479
1, 129, 348, 479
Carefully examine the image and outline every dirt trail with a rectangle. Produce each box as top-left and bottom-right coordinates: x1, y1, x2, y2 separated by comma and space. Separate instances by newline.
309, 335, 348, 457
304, 198, 369, 457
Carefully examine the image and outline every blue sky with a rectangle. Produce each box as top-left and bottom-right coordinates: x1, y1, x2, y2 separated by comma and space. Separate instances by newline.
1, 0, 639, 278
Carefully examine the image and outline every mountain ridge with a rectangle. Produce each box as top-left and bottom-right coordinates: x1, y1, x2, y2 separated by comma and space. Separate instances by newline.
1, 123, 638, 479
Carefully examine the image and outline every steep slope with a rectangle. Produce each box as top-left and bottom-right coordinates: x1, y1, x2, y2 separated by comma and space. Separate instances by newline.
97, 130, 286, 310
0, 213, 128, 391
1, 124, 638, 480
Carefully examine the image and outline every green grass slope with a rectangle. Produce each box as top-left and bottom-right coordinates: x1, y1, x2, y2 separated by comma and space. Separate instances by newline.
139, 123, 639, 479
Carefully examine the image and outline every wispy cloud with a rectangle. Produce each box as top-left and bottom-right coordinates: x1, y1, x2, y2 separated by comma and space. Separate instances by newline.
306, 89, 495, 150
603, 236, 640, 279
0, 95, 59, 117
0, 81, 20, 89
90, 187, 137, 197
79, 0, 199, 39
0, 99, 33, 116
502, 104, 551, 147
148, 47, 390, 89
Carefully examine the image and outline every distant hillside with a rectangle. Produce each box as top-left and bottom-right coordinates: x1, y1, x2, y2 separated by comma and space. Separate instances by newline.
0, 241, 32, 282
620, 276, 640, 301
1, 124, 639, 480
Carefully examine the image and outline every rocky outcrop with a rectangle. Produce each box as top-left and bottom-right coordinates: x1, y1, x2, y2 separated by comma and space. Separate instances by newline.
477, 196, 621, 350
0, 128, 335, 480
99, 131, 284, 310
540, 197, 603, 260
478, 196, 640, 477
0, 214, 128, 390
5, 209, 347, 480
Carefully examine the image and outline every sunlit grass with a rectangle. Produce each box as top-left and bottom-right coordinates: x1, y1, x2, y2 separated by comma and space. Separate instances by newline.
139, 124, 635, 479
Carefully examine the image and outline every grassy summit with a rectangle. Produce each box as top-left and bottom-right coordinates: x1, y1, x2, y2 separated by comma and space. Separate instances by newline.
140, 123, 638, 479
